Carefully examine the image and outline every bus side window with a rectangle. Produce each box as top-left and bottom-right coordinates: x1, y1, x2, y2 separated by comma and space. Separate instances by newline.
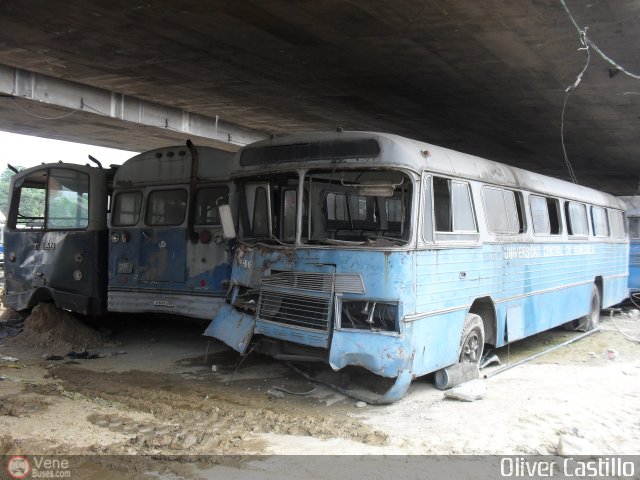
282, 189, 297, 242
608, 210, 627, 238
591, 206, 609, 237
565, 201, 588, 236
629, 217, 640, 239
483, 187, 523, 234
433, 177, 476, 232
530, 195, 561, 235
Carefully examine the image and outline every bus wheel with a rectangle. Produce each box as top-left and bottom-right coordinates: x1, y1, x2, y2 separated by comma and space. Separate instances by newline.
581, 285, 601, 331
459, 313, 484, 364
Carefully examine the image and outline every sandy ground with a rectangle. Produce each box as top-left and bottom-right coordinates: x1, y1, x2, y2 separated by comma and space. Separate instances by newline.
0, 304, 639, 477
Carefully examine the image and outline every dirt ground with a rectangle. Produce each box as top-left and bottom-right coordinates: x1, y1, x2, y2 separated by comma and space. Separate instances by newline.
1, 303, 639, 477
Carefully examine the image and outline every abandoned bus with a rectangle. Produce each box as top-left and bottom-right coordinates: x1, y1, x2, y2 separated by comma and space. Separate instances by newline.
204, 131, 629, 403
108, 142, 235, 319
4, 162, 117, 315
618, 196, 640, 299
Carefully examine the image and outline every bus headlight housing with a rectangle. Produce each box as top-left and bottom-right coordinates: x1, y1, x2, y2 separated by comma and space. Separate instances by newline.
73, 270, 83, 281
340, 300, 398, 332
111, 232, 120, 243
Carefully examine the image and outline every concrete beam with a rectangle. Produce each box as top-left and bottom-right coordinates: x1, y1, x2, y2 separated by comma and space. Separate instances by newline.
0, 64, 267, 150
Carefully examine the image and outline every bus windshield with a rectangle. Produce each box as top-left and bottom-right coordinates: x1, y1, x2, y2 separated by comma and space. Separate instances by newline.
238, 168, 413, 246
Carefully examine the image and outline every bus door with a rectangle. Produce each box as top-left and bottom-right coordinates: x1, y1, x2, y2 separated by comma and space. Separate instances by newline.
138, 187, 188, 285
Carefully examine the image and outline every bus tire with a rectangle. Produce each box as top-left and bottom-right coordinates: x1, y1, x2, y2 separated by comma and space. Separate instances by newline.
580, 285, 601, 331
459, 313, 484, 364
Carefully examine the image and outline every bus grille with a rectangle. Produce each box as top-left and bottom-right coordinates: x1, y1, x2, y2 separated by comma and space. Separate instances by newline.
261, 271, 364, 294
262, 272, 333, 292
257, 290, 332, 331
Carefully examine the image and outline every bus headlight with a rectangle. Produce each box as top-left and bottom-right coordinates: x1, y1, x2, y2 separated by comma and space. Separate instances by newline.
73, 270, 83, 281
111, 232, 120, 243
340, 301, 398, 332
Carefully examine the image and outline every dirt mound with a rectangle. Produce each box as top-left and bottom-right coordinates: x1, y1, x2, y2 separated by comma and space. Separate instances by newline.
6, 303, 106, 352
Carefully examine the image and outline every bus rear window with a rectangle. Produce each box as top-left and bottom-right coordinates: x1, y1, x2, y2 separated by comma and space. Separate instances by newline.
145, 189, 187, 226
195, 186, 229, 225
46, 169, 89, 229
15, 185, 46, 230
113, 191, 142, 226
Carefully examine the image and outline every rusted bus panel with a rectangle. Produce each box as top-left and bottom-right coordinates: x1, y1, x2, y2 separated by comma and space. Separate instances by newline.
108, 144, 237, 318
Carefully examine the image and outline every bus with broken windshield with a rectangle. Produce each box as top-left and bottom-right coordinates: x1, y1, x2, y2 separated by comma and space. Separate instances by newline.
3, 161, 117, 315
205, 131, 628, 403
108, 142, 236, 319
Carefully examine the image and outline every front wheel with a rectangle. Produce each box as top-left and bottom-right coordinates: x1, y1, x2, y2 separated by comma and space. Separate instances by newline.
459, 313, 484, 363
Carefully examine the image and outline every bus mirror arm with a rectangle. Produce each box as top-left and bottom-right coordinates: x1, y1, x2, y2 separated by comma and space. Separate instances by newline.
88, 155, 103, 169
218, 204, 236, 240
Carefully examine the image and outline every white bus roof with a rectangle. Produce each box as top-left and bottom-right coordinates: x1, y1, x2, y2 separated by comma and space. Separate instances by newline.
236, 131, 625, 210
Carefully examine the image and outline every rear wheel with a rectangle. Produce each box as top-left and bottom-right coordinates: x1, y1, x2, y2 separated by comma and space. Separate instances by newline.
580, 285, 601, 331
459, 313, 484, 363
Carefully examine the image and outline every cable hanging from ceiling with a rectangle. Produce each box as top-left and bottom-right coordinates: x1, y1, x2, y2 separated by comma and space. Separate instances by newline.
558, 0, 640, 185
560, 0, 640, 80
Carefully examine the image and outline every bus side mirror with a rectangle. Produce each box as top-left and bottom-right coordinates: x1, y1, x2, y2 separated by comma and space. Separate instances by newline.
218, 204, 236, 239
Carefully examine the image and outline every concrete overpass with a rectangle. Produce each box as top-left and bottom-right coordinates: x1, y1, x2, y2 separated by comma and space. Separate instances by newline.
0, 0, 638, 193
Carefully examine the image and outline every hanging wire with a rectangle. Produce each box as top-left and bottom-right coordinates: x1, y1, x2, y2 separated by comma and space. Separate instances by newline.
558, 0, 640, 184
559, 0, 640, 80
10, 97, 79, 120
560, 28, 590, 184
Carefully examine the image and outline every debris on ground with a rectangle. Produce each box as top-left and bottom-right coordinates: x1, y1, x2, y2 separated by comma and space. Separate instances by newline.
0, 308, 26, 339
443, 379, 487, 402
266, 388, 285, 399
5, 303, 108, 352
355, 401, 367, 408
480, 354, 501, 369
607, 348, 618, 360
557, 433, 599, 455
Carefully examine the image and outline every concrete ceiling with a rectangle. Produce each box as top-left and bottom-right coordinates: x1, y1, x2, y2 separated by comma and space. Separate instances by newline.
0, 1, 639, 193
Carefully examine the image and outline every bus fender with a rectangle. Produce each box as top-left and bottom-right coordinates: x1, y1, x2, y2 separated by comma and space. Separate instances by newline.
203, 303, 256, 354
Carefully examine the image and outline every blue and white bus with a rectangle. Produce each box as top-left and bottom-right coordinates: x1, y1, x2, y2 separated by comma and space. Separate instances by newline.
205, 131, 629, 403
108, 142, 236, 319
4, 162, 116, 315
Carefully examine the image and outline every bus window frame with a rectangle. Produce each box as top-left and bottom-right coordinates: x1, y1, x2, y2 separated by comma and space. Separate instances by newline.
590, 205, 610, 238
529, 194, 562, 237
565, 201, 590, 238
429, 174, 479, 243
481, 185, 526, 236
144, 187, 189, 227
111, 189, 143, 227
10, 167, 91, 232
194, 184, 230, 227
